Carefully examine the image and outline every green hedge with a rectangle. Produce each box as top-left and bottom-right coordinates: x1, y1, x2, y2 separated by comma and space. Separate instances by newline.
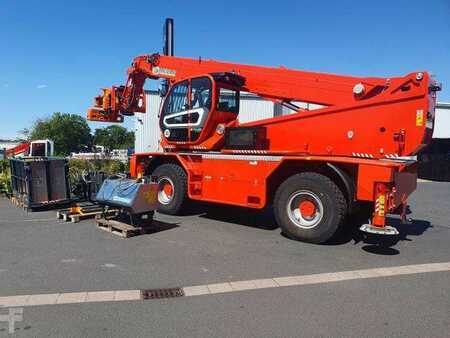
68, 159, 128, 187
0, 160, 11, 196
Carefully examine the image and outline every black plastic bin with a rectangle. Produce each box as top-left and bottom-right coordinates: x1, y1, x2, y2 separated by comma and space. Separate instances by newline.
418, 139, 450, 182
10, 157, 71, 209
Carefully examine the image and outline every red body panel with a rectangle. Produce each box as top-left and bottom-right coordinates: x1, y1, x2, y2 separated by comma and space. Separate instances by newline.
131, 152, 415, 211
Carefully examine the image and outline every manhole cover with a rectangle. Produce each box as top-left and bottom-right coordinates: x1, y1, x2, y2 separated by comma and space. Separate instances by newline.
141, 288, 184, 299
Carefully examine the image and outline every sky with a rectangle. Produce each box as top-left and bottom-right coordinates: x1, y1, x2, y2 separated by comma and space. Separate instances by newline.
0, 0, 449, 139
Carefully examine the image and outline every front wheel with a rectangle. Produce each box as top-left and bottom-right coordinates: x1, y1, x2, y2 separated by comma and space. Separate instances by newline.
152, 163, 187, 215
274, 172, 347, 244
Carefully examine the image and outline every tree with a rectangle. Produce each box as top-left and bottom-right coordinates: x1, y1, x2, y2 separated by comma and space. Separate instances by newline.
29, 113, 92, 156
93, 125, 134, 151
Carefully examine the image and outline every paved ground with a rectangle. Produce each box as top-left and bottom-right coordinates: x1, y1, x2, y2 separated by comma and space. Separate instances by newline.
0, 181, 449, 337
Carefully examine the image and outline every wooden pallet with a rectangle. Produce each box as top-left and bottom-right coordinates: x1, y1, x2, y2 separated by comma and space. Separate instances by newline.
96, 217, 151, 238
12, 196, 71, 212
56, 208, 71, 220
57, 203, 100, 220
11, 197, 29, 211
57, 206, 118, 223
69, 209, 118, 223
11, 196, 22, 207
57, 208, 100, 221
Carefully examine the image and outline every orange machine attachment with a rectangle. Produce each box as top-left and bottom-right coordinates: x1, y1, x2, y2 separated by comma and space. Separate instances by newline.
87, 71, 147, 123
87, 88, 123, 122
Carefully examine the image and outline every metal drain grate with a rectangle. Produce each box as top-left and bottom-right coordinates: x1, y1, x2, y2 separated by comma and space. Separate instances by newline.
141, 288, 185, 299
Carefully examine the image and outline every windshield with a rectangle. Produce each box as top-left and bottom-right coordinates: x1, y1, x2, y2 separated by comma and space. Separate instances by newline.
160, 77, 212, 142
191, 77, 212, 110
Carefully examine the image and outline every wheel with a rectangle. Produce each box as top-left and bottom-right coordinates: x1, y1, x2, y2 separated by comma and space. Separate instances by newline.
152, 163, 187, 215
274, 172, 347, 244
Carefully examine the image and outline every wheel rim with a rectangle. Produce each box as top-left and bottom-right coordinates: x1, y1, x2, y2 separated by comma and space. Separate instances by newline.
287, 190, 324, 229
157, 177, 174, 205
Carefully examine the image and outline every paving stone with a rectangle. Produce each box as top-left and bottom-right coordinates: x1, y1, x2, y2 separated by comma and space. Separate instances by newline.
86, 291, 115, 303
0, 295, 30, 307
252, 278, 279, 289
230, 280, 256, 291
207, 283, 233, 294
183, 285, 210, 297
56, 292, 87, 304
114, 290, 141, 301
27, 294, 59, 306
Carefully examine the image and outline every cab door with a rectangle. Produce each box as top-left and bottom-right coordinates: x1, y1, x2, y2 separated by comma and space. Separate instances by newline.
160, 77, 213, 143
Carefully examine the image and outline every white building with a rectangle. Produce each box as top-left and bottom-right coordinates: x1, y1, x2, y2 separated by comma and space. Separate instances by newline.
134, 90, 450, 152
434, 102, 450, 139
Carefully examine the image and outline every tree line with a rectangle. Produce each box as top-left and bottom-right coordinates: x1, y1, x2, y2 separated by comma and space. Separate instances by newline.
20, 112, 134, 156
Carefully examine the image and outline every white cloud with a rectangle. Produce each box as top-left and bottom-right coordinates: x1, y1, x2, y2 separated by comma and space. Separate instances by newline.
36, 84, 48, 89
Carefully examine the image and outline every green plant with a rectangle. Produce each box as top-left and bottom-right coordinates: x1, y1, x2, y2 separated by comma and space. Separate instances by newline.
0, 160, 11, 196
103, 160, 126, 174
68, 159, 128, 185
68, 159, 96, 187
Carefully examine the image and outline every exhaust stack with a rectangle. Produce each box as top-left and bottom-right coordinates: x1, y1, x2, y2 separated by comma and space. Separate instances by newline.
160, 18, 174, 97
163, 18, 174, 56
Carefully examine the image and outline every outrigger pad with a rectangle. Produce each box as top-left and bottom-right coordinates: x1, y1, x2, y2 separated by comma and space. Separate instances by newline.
359, 224, 399, 236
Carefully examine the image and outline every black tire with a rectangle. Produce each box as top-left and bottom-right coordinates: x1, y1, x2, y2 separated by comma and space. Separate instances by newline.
152, 163, 187, 215
273, 172, 347, 244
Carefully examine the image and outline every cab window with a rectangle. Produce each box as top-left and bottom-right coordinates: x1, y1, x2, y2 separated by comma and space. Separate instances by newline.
164, 80, 188, 114
191, 77, 212, 110
217, 88, 239, 114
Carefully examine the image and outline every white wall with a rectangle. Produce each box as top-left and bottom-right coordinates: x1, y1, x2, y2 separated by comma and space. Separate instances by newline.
135, 91, 162, 153
433, 103, 450, 139
237, 93, 274, 124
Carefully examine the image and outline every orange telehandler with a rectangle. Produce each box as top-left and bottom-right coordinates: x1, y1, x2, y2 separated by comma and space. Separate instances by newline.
87, 21, 440, 243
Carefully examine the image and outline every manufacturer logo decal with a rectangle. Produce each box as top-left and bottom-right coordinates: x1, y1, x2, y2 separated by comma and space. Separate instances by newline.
152, 66, 176, 77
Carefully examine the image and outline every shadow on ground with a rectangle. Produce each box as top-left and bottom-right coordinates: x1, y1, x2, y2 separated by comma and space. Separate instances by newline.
144, 220, 180, 235
359, 218, 432, 255
185, 202, 432, 254
194, 203, 278, 230
320, 215, 432, 255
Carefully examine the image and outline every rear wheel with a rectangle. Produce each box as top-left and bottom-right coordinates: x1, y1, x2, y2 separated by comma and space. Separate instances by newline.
152, 163, 187, 215
274, 172, 347, 244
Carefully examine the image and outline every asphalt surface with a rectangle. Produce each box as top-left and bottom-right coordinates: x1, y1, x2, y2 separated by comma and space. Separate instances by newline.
0, 181, 449, 337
